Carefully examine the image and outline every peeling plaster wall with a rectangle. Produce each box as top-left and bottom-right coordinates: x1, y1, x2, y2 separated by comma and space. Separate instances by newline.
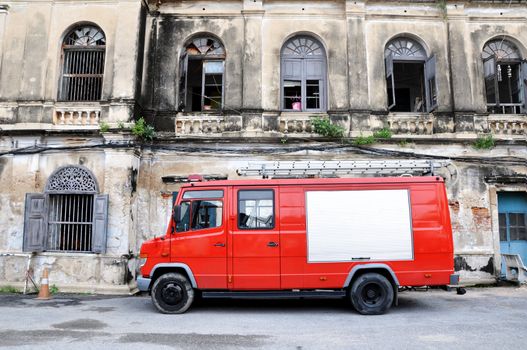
0, 144, 139, 293
132, 142, 526, 285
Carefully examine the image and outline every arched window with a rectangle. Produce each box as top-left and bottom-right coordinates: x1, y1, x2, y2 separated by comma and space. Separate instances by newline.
23, 165, 108, 253
179, 36, 225, 112
281, 35, 327, 112
59, 25, 106, 101
482, 39, 526, 114
384, 37, 437, 112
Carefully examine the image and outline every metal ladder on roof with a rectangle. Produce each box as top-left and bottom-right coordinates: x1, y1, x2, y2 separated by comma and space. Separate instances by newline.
237, 160, 452, 178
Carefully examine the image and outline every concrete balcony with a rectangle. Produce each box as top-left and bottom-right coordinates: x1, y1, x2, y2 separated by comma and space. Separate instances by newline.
53, 104, 101, 127
175, 114, 242, 136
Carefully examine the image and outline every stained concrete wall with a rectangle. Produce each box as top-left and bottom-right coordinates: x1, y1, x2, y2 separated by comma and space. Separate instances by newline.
0, 0, 145, 124
0, 136, 139, 293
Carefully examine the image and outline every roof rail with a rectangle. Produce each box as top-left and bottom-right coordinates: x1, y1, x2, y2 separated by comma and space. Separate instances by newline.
237, 160, 451, 178
162, 174, 228, 183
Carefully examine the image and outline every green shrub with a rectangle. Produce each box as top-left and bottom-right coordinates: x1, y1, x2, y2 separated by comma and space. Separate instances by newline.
131, 117, 155, 141
49, 284, 59, 294
311, 117, 345, 138
99, 122, 110, 133
117, 121, 125, 129
0, 285, 19, 293
473, 134, 495, 150
373, 128, 392, 139
353, 135, 375, 145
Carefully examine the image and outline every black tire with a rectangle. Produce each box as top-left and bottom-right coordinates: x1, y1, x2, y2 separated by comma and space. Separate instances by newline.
349, 272, 394, 315
151, 273, 194, 314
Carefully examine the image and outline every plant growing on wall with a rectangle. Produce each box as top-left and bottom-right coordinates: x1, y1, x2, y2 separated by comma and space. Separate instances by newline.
311, 117, 345, 138
472, 134, 495, 150
373, 128, 392, 139
99, 122, 110, 133
131, 117, 156, 141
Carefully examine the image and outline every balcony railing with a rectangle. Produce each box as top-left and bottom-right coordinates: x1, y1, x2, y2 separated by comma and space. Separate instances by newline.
487, 103, 523, 115
386, 113, 435, 135
488, 115, 526, 135
277, 114, 316, 135
175, 115, 242, 135
54, 106, 101, 126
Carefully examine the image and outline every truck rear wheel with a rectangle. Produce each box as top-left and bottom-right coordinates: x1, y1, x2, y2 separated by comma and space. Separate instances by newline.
350, 272, 394, 315
151, 273, 194, 314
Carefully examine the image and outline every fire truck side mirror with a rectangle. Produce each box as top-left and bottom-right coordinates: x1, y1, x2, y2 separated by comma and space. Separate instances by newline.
173, 205, 182, 223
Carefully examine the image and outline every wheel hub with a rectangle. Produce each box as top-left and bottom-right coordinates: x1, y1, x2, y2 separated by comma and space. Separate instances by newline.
362, 283, 383, 305
161, 283, 183, 305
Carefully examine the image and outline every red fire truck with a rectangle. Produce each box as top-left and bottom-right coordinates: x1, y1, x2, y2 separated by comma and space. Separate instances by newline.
138, 163, 459, 315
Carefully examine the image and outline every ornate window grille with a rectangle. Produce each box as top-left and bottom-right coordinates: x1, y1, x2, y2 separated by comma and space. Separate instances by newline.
280, 35, 327, 112
59, 26, 106, 101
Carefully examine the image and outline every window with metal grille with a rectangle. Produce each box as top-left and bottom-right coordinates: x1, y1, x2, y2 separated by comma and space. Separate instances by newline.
59, 26, 106, 101
48, 194, 94, 252
23, 165, 108, 254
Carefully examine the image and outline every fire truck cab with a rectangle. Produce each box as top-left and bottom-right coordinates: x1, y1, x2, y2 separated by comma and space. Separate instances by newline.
138, 175, 458, 315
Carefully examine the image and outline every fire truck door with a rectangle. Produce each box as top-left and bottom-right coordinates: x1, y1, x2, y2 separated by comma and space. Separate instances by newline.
231, 187, 280, 289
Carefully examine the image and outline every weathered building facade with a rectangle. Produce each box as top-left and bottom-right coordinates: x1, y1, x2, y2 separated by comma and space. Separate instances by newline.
0, 0, 525, 293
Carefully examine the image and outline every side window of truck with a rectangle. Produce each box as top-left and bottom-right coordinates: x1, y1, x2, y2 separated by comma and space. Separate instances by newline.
238, 190, 274, 229
176, 190, 224, 233
191, 200, 223, 230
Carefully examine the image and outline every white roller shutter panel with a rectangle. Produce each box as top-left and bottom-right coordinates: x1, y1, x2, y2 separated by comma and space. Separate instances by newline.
306, 190, 413, 262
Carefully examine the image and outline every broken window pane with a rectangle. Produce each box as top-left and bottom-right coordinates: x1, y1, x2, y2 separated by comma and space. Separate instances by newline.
180, 38, 225, 112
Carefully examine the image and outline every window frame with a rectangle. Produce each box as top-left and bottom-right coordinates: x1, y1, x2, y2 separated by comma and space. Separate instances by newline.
280, 36, 327, 112
178, 36, 226, 113
237, 189, 276, 231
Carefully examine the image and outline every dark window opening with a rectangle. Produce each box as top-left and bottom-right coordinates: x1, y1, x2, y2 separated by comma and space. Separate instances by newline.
238, 190, 274, 230
389, 62, 426, 112
179, 37, 225, 112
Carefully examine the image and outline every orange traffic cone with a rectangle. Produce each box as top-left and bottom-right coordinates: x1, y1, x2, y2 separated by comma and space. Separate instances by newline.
36, 268, 51, 300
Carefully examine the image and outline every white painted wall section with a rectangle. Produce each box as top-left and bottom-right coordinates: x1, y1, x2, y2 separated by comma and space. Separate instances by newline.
306, 190, 413, 262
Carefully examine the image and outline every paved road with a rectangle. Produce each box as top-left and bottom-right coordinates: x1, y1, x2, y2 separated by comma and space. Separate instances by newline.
0, 286, 526, 349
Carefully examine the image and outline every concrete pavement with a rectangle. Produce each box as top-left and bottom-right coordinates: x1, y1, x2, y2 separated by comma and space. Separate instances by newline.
0, 286, 526, 349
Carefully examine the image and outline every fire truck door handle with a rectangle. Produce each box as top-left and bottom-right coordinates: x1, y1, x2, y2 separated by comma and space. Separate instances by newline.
214, 242, 225, 247
267, 242, 278, 247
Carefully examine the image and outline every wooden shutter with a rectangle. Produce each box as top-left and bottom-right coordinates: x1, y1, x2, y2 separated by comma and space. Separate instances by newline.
483, 55, 498, 105
425, 54, 438, 112
92, 194, 109, 254
178, 52, 188, 111
385, 54, 396, 110
282, 59, 302, 79
23, 193, 47, 252
522, 60, 527, 113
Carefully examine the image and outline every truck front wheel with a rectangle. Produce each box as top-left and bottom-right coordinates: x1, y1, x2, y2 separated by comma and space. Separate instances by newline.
350, 272, 394, 315
151, 273, 194, 314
